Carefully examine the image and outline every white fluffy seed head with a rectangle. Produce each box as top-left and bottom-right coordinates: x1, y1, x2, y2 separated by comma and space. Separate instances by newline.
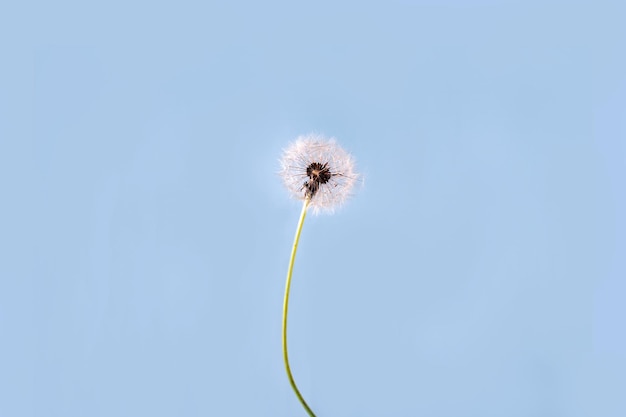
279, 134, 359, 214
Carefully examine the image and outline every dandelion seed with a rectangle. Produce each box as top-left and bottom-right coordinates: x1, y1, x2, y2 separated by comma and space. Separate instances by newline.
278, 134, 360, 417
280, 134, 359, 214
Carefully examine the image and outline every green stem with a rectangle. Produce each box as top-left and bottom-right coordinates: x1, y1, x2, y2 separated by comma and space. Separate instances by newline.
282, 198, 317, 417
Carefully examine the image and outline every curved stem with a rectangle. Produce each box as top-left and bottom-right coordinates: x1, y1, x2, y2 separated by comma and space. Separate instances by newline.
282, 198, 317, 417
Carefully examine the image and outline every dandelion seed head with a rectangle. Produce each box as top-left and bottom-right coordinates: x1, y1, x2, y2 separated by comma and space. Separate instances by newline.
279, 134, 359, 214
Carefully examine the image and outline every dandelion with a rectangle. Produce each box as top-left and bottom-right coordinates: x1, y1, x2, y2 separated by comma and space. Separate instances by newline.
279, 134, 359, 416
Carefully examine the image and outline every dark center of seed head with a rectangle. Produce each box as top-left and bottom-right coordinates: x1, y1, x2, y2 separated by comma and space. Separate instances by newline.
304, 162, 332, 198
307, 162, 332, 184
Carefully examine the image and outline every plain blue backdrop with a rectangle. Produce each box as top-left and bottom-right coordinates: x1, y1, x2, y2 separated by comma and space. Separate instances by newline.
1, 1, 625, 416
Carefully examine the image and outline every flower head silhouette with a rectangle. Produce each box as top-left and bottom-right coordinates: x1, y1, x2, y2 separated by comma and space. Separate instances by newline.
280, 134, 358, 214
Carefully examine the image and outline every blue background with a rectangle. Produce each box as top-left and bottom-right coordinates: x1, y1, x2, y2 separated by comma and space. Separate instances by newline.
1, 1, 625, 416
